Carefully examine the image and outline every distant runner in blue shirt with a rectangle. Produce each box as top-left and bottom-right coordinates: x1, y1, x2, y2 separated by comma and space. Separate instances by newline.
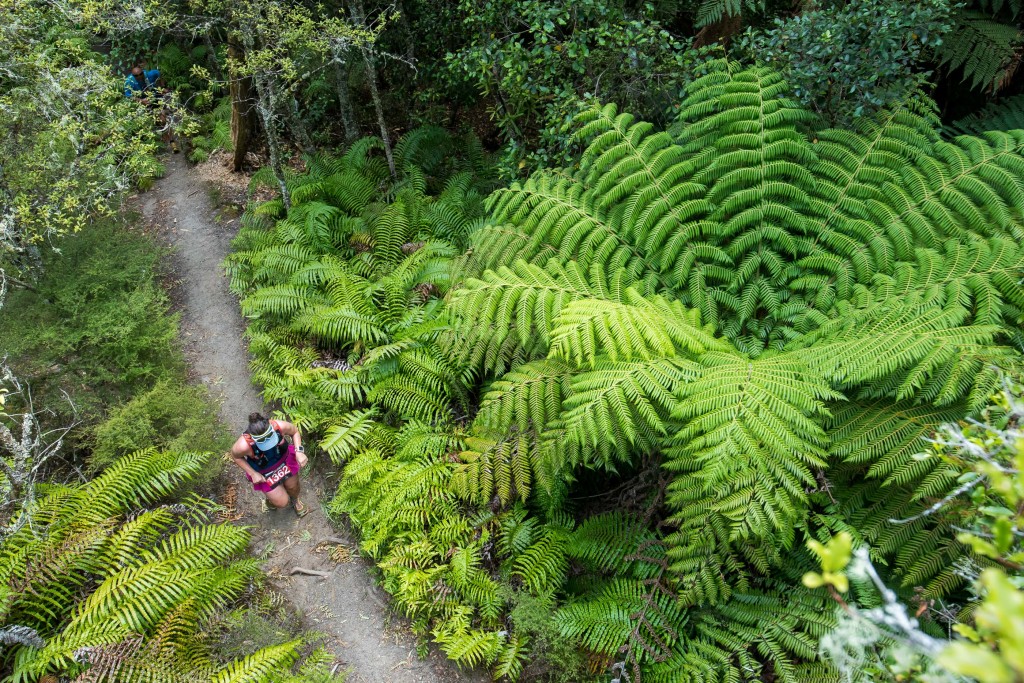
124, 64, 178, 152
124, 65, 160, 98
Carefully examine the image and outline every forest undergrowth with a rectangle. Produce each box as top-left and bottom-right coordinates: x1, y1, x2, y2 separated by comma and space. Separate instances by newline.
225, 63, 1024, 682
0, 217, 348, 682
6, 0, 1024, 681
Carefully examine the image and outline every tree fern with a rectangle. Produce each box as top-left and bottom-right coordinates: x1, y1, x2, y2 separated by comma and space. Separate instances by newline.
234, 73, 1024, 681
792, 296, 1009, 410
662, 352, 838, 603
548, 291, 723, 366
450, 260, 599, 373
560, 357, 694, 456
431, 66, 1024, 680
0, 449, 306, 683
952, 93, 1024, 134
452, 431, 535, 506
643, 590, 835, 683
513, 523, 571, 594
694, 0, 763, 28
555, 577, 684, 665
475, 359, 573, 435
936, 11, 1023, 91
472, 173, 660, 291
565, 512, 659, 578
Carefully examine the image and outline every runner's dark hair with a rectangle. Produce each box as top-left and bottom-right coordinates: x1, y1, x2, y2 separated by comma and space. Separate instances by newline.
247, 412, 270, 435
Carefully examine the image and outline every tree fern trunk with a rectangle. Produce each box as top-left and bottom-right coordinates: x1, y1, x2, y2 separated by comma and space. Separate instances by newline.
349, 0, 396, 178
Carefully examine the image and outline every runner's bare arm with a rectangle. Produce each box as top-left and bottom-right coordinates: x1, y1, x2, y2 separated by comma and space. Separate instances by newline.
229, 439, 265, 483
275, 420, 307, 466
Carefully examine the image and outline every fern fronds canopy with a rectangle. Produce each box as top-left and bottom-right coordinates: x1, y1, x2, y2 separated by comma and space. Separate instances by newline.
441, 64, 1024, 681
0, 448, 304, 682
236, 74, 1024, 682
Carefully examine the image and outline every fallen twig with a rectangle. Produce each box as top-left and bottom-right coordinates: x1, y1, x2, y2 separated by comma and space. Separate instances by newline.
319, 536, 348, 545
290, 567, 331, 577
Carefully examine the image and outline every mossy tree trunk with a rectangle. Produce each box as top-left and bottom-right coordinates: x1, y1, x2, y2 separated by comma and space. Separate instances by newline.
254, 71, 291, 210
331, 47, 360, 143
349, 0, 395, 178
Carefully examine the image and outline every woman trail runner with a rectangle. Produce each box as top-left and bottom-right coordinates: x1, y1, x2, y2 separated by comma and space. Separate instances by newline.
230, 412, 308, 516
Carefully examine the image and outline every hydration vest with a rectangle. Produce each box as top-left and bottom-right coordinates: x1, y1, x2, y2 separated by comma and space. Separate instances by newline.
242, 420, 288, 470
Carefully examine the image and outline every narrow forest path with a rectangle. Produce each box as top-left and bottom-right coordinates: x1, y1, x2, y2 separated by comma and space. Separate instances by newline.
140, 154, 486, 683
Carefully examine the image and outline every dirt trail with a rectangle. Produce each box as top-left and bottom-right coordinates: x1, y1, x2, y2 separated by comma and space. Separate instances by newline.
140, 154, 485, 683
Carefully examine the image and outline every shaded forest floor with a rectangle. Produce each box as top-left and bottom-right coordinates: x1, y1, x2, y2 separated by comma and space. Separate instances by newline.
139, 153, 486, 683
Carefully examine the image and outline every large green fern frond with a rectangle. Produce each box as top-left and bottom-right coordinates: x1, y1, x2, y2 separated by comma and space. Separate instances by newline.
951, 93, 1024, 135
694, 0, 764, 27
792, 297, 1010, 409
936, 11, 1023, 91
474, 359, 573, 434
212, 640, 302, 683
664, 351, 838, 599
561, 357, 695, 457
450, 260, 598, 373
548, 289, 724, 367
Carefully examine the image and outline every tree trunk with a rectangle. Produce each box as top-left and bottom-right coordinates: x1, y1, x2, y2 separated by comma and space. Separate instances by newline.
331, 50, 360, 142
394, 0, 416, 64
203, 33, 224, 80
349, 0, 396, 178
227, 39, 256, 172
363, 55, 395, 178
287, 95, 315, 151
256, 72, 291, 211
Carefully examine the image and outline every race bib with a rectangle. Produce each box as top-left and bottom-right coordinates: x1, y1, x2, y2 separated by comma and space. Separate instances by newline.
263, 460, 291, 486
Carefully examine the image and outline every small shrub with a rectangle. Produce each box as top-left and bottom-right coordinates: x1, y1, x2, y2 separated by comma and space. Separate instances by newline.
738, 0, 952, 124
508, 591, 591, 683
212, 607, 302, 665
90, 379, 231, 485
0, 219, 182, 430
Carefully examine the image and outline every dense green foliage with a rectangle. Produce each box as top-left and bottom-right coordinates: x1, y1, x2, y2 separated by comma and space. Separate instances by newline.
227, 127, 494, 431
0, 448, 303, 681
0, 221, 182, 426
0, 0, 164, 283
0, 200, 349, 683
0, 220, 227, 471
799, 385, 1024, 683
927, 385, 1024, 683
189, 98, 235, 164
444, 0, 699, 168
738, 0, 951, 124
448, 64, 1024, 679
90, 380, 233, 475
936, 0, 1024, 93
233, 62, 1024, 680
14, 0, 1024, 680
